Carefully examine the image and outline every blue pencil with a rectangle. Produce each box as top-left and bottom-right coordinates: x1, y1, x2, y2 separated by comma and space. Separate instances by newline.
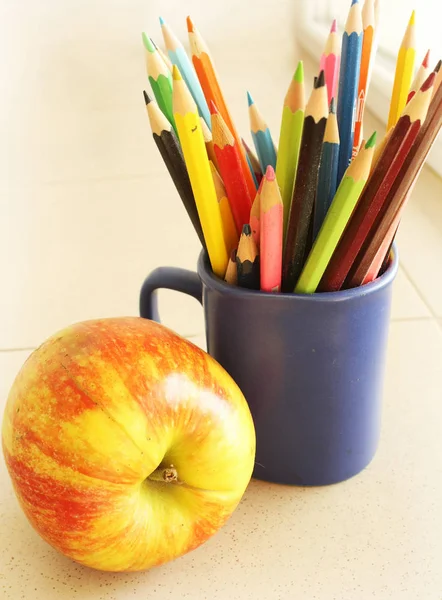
313, 98, 340, 240
336, 0, 363, 183
247, 92, 277, 173
160, 17, 211, 129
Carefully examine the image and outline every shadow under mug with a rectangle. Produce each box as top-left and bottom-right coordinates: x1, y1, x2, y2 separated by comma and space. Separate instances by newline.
139, 246, 399, 487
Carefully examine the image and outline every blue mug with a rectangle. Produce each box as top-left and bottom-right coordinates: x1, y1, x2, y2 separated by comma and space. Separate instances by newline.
139, 247, 399, 486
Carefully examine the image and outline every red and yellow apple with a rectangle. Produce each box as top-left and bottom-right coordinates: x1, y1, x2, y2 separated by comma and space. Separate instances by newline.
2, 317, 255, 572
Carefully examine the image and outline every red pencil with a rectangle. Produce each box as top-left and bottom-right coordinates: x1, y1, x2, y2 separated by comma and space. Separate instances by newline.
211, 102, 254, 234
260, 167, 283, 293
319, 73, 436, 292
407, 49, 431, 103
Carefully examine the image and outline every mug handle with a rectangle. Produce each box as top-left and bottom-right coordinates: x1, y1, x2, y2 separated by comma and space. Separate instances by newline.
139, 267, 203, 322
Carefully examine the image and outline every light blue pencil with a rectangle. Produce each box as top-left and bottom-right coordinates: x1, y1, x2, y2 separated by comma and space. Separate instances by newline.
336, 0, 363, 184
313, 98, 340, 240
247, 92, 277, 173
160, 17, 211, 129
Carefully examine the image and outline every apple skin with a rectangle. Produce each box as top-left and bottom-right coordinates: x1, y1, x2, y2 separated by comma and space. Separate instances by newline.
2, 317, 256, 572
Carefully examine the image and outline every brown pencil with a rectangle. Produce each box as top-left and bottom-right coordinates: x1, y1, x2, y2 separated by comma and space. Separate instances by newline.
282, 71, 328, 291
346, 79, 442, 286
236, 224, 260, 290
320, 73, 435, 291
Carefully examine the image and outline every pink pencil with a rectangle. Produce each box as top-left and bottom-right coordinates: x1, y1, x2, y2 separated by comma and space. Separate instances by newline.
250, 178, 264, 248
260, 166, 283, 293
320, 19, 341, 105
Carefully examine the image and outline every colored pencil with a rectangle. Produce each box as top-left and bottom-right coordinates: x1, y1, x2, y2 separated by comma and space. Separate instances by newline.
209, 161, 239, 255
172, 66, 228, 277
275, 61, 305, 241
432, 59, 442, 99
260, 167, 283, 293
247, 92, 277, 172
347, 78, 442, 287
320, 20, 341, 105
151, 38, 173, 72
236, 224, 260, 290
242, 139, 263, 187
320, 74, 435, 292
313, 98, 340, 240
224, 249, 238, 285
160, 17, 211, 128
200, 117, 219, 170
387, 11, 416, 130
337, 0, 364, 183
353, 0, 376, 155
282, 72, 329, 292
407, 50, 431, 103
211, 102, 254, 235
143, 91, 205, 249
295, 133, 376, 294
187, 16, 257, 198
250, 181, 263, 248
142, 33, 175, 132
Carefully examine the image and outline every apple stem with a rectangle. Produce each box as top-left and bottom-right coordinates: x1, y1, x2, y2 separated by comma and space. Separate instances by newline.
148, 465, 179, 484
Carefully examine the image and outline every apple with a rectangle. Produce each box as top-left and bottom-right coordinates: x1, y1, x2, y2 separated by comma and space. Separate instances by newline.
2, 317, 256, 572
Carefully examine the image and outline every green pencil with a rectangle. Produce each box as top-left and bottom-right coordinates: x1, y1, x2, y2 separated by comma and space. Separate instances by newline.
275, 61, 305, 243
142, 32, 176, 133
294, 132, 376, 294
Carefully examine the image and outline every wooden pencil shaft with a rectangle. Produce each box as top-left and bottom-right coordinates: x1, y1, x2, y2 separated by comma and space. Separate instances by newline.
153, 131, 205, 248
282, 115, 327, 290
347, 87, 442, 285
236, 258, 260, 290
319, 114, 422, 291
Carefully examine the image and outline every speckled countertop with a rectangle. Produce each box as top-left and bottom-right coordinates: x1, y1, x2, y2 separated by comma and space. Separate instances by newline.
2, 323, 442, 600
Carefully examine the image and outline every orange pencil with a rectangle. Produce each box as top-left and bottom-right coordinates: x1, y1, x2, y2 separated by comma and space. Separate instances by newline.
353, 0, 376, 155
260, 167, 283, 293
211, 102, 254, 235
187, 16, 257, 198
200, 117, 219, 170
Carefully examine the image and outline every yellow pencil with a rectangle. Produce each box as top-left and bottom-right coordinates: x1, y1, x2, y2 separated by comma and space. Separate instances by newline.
172, 65, 228, 276
387, 11, 416, 129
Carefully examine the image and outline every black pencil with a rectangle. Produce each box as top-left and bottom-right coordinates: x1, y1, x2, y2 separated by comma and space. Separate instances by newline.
236, 224, 260, 290
282, 71, 329, 291
143, 91, 206, 249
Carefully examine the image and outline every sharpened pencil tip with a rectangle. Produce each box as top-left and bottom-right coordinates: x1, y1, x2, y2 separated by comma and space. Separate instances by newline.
423, 49, 431, 68
435, 59, 442, 73
172, 64, 182, 81
409, 10, 415, 26
331, 18, 337, 32
421, 71, 436, 92
159, 16, 165, 26
351, 0, 359, 5
329, 97, 336, 113
247, 91, 254, 107
209, 100, 219, 115
186, 15, 195, 33
143, 90, 152, 105
316, 70, 325, 88
241, 224, 252, 236
365, 131, 377, 148
265, 166, 276, 181
294, 60, 304, 83
142, 32, 155, 52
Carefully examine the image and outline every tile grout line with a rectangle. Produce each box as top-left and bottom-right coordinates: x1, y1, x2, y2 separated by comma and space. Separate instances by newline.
0, 347, 36, 354
398, 262, 439, 320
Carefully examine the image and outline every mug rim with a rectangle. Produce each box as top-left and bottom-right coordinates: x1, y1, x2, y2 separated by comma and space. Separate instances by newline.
197, 243, 399, 301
